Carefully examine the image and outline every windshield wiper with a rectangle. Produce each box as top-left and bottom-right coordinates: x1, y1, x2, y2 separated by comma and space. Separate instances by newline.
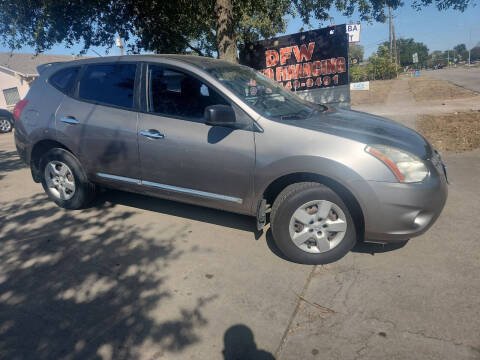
280, 114, 303, 120
280, 110, 311, 121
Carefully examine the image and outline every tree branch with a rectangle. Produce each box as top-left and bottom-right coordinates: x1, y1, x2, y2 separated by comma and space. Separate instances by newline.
186, 41, 205, 56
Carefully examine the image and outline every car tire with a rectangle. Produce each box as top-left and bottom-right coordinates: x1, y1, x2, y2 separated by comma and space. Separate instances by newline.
270, 182, 357, 264
40, 148, 96, 209
0, 116, 13, 133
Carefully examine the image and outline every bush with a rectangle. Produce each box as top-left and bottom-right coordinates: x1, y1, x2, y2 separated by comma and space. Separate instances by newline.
367, 55, 398, 80
349, 65, 368, 82
349, 56, 398, 82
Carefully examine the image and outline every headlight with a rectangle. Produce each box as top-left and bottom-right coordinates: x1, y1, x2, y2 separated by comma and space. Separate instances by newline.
365, 145, 429, 183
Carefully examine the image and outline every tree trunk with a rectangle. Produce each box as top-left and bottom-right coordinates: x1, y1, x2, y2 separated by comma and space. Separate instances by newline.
215, 0, 237, 63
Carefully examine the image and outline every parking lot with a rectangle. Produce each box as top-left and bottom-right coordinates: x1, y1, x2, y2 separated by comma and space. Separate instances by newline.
1, 117, 480, 359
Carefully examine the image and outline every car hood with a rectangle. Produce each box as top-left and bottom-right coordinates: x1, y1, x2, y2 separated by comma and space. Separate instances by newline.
282, 106, 432, 159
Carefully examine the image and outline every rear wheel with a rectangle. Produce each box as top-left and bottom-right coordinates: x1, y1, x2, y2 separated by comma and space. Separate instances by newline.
0, 117, 12, 133
40, 148, 95, 209
270, 182, 356, 264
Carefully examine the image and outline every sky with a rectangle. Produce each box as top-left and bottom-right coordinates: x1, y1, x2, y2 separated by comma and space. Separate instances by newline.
0, 0, 478, 58
285, 1, 480, 57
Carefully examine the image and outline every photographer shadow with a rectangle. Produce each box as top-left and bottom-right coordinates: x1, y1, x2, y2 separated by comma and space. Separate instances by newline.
222, 324, 275, 360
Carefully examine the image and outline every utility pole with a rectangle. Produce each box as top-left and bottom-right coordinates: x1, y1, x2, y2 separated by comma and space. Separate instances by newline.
456, 25, 473, 66
388, 7, 393, 61
392, 23, 398, 73
116, 35, 124, 56
468, 29, 472, 65
447, 50, 449, 67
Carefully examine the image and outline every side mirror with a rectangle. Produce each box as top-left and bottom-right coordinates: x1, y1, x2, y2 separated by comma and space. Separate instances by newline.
204, 105, 236, 126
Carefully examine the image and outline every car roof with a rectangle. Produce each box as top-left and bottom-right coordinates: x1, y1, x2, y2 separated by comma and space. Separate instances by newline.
46, 54, 237, 71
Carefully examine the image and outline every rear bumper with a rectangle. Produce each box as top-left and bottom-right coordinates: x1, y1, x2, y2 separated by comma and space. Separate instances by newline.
350, 162, 448, 242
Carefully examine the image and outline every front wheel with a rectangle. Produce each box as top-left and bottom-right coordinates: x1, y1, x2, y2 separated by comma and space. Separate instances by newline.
270, 182, 357, 264
40, 148, 95, 209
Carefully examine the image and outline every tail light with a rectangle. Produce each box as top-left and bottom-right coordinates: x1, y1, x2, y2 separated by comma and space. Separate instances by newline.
14, 99, 28, 121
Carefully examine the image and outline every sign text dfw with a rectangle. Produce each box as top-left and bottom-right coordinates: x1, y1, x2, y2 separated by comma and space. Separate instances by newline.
258, 42, 346, 90
239, 25, 349, 91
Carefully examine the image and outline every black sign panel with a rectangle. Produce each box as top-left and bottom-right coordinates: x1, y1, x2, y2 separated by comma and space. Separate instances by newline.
240, 25, 349, 91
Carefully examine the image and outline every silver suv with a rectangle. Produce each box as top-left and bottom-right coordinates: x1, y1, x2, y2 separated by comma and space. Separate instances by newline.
14, 55, 448, 264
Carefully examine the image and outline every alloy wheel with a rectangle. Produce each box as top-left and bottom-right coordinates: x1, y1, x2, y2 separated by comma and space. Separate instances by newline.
0, 118, 11, 132
44, 161, 76, 200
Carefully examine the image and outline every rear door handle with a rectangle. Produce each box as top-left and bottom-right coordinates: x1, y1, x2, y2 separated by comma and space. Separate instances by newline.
140, 129, 165, 139
60, 116, 79, 125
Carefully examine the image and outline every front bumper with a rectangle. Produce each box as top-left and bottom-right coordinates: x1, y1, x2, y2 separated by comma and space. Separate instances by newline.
351, 157, 448, 242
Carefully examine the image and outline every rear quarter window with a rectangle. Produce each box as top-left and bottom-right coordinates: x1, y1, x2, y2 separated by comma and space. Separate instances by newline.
79, 63, 136, 109
49, 66, 80, 94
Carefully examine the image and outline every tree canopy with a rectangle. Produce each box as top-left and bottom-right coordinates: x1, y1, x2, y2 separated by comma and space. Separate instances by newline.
0, 0, 474, 62
349, 44, 364, 63
454, 43, 467, 53
453, 43, 469, 61
382, 38, 429, 67
471, 46, 480, 61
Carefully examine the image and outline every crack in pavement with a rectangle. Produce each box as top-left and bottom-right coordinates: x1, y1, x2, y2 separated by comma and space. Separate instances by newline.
404, 329, 475, 349
274, 265, 317, 359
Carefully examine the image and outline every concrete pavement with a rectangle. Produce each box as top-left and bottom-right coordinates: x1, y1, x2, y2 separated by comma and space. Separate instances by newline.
0, 132, 312, 359
352, 76, 480, 130
1, 105, 480, 360
279, 148, 480, 360
424, 67, 480, 93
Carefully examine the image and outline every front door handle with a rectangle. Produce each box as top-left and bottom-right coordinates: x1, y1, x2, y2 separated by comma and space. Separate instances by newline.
60, 116, 79, 125
140, 129, 165, 139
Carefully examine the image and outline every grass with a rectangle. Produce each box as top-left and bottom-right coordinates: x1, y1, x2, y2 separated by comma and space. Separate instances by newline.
350, 79, 396, 105
417, 110, 480, 152
409, 76, 476, 102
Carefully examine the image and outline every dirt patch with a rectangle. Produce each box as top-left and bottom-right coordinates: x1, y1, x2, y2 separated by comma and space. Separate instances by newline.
409, 77, 476, 102
417, 111, 480, 152
350, 79, 395, 105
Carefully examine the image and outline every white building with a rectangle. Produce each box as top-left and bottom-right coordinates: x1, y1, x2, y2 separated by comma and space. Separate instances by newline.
0, 52, 77, 110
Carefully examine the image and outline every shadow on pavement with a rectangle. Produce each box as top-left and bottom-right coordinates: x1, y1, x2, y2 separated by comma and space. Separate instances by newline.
266, 228, 408, 261
352, 240, 408, 255
0, 192, 216, 359
0, 150, 25, 180
96, 189, 257, 234
222, 324, 275, 360
264, 229, 290, 262
266, 228, 408, 264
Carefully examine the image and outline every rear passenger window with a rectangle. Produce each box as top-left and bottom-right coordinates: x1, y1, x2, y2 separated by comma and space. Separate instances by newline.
79, 63, 136, 109
49, 67, 80, 94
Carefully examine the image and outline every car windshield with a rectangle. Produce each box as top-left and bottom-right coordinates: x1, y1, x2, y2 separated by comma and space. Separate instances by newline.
206, 64, 325, 120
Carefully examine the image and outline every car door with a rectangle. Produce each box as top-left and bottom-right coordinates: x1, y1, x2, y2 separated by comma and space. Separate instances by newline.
137, 64, 255, 213
55, 62, 141, 182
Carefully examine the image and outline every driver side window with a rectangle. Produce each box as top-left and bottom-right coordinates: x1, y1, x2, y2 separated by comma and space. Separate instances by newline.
148, 65, 228, 120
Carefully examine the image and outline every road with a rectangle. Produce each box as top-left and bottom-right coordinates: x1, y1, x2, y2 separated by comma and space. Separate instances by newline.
1, 122, 480, 359
424, 67, 480, 93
